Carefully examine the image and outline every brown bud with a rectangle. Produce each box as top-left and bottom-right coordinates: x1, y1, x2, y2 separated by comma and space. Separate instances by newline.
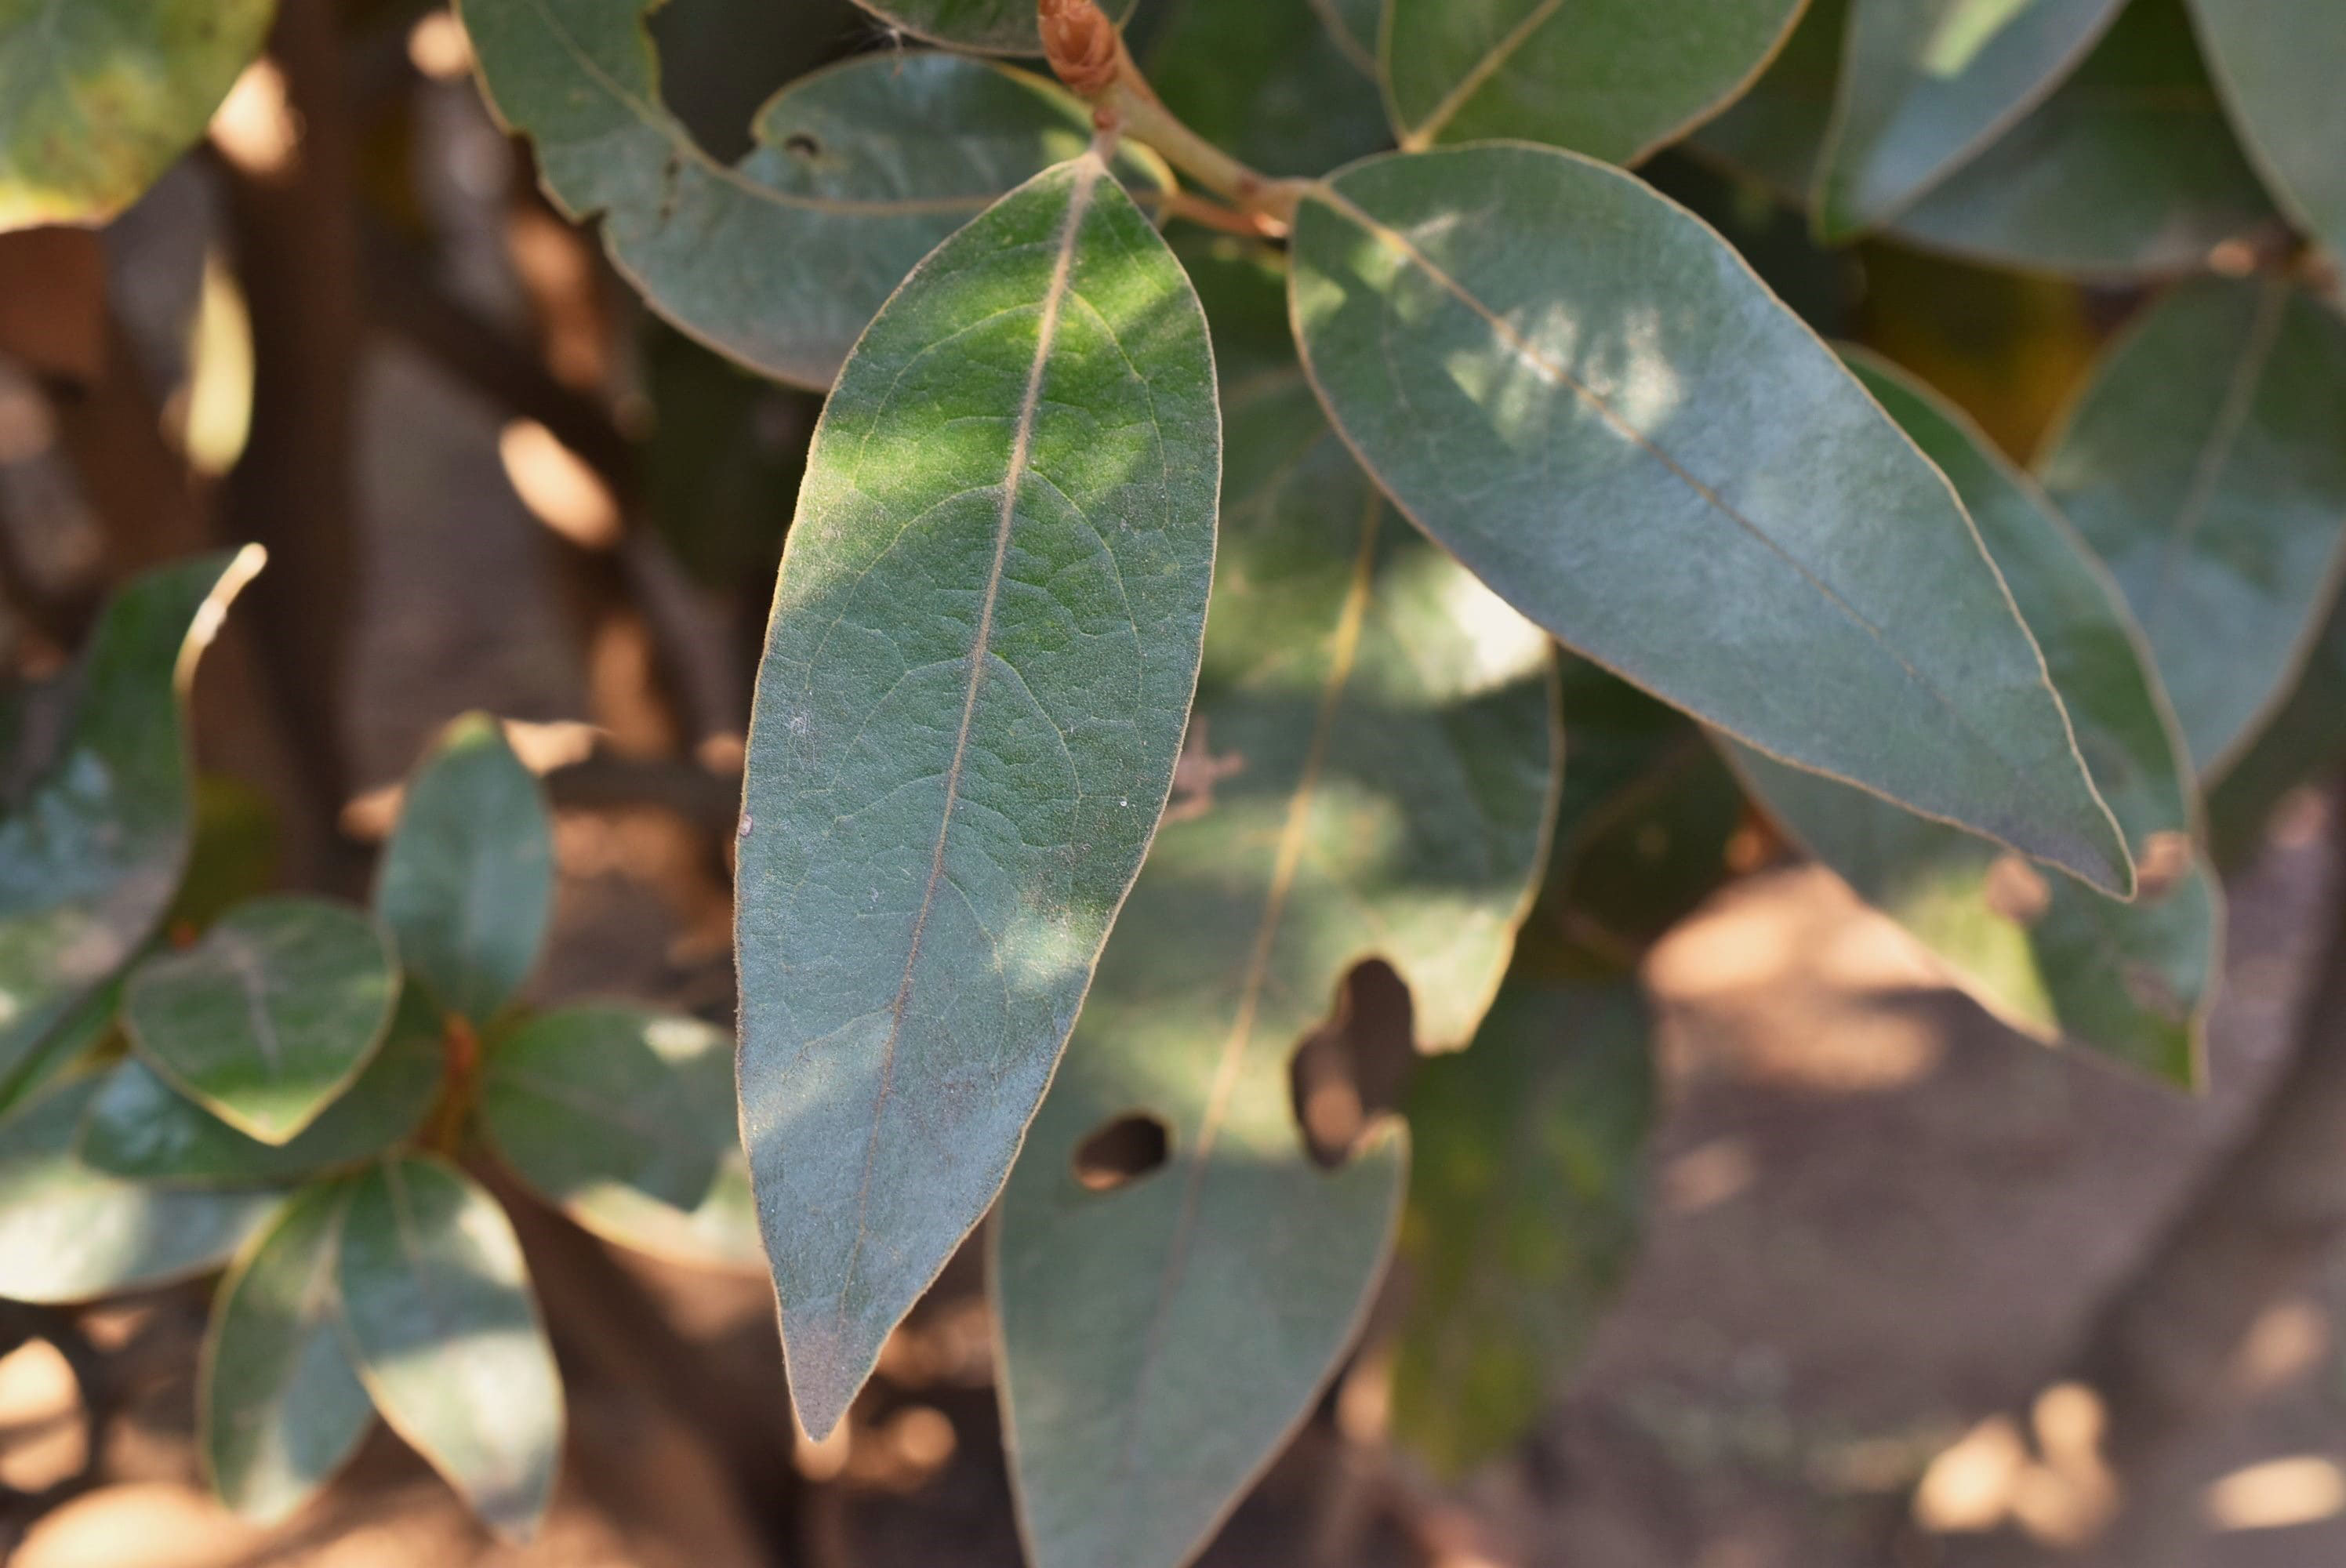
1039, 0, 1120, 98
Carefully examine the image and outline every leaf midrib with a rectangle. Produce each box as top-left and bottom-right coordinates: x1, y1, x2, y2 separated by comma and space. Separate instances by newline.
833, 157, 1107, 1313
1399, 0, 1567, 148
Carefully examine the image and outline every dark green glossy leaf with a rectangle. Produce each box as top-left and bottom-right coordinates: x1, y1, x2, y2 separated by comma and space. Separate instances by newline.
373, 713, 552, 1026
201, 1181, 372, 1524
1694, 0, 2275, 278
993, 255, 1556, 1568
481, 1006, 760, 1269
1289, 144, 2131, 895
2039, 276, 2346, 777
337, 1154, 562, 1542
1391, 980, 1652, 1472
1147, 0, 1388, 176
1816, 0, 2125, 238
0, 1076, 276, 1304
846, 0, 1134, 55
123, 897, 398, 1145
478, 1005, 724, 1218
463, 0, 1163, 389
0, 549, 263, 1097
82, 983, 443, 1185
2187, 0, 2346, 264
1381, 0, 1805, 165
0, 973, 120, 1120
1733, 354, 2217, 1081
737, 154, 1219, 1440
0, 0, 276, 230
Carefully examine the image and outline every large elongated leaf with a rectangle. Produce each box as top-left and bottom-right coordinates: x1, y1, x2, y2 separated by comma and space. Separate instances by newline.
1815, 0, 2124, 238
1731, 354, 2219, 1083
844, 0, 1135, 56
122, 897, 398, 1145
201, 1181, 373, 1524
0, 0, 276, 231
1381, 0, 1805, 165
993, 248, 1557, 1568
336, 1155, 562, 1542
1694, 0, 2275, 278
0, 1076, 276, 1304
2039, 277, 2346, 777
1146, 0, 1389, 177
2186, 0, 2346, 264
373, 714, 551, 1025
1391, 979, 1652, 1473
1289, 143, 2130, 895
736, 155, 1219, 1440
462, 2, 1161, 390
82, 983, 444, 1185
0, 548, 263, 1096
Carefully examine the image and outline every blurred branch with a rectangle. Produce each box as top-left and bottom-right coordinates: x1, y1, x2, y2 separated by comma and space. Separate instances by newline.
543, 750, 740, 834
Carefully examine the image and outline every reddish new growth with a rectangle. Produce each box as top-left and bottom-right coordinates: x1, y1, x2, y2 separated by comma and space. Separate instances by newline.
1039, 0, 1120, 98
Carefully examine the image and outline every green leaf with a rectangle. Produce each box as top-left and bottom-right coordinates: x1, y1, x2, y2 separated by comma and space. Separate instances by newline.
737, 154, 1219, 1440
82, 982, 444, 1185
0, 0, 276, 231
1696, 0, 2277, 277
478, 1006, 724, 1217
1289, 143, 2131, 895
0, 973, 122, 1120
481, 1006, 760, 1269
2187, 0, 2346, 265
993, 251, 1556, 1568
201, 1181, 372, 1524
1391, 980, 1652, 1473
1146, 0, 1389, 176
461, 1, 1163, 389
844, 0, 1135, 55
122, 897, 399, 1145
1381, 0, 1806, 165
640, 324, 807, 584
373, 713, 552, 1025
2039, 277, 2346, 777
165, 774, 281, 935
1730, 353, 2220, 1083
1814, 0, 2124, 238
0, 549, 263, 1099
337, 1154, 562, 1542
0, 1076, 276, 1304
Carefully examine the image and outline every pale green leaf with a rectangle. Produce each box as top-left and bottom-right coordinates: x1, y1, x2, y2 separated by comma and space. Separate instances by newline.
736, 154, 1219, 1439
846, 0, 1134, 55
123, 897, 398, 1145
1289, 144, 2130, 895
2039, 277, 2346, 777
0, 1075, 276, 1304
336, 1154, 563, 1542
1391, 980, 1652, 1472
201, 1181, 372, 1524
1728, 350, 2221, 1083
0, 0, 276, 230
0, 549, 263, 1100
373, 713, 552, 1025
993, 249, 1556, 1568
1382, 0, 1806, 165
1147, 0, 1389, 176
82, 982, 443, 1185
2187, 0, 2346, 265
1815, 0, 2124, 238
462, 0, 1163, 389
478, 1006, 725, 1221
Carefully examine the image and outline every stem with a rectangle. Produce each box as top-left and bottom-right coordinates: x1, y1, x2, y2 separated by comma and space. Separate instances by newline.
1040, 0, 1306, 228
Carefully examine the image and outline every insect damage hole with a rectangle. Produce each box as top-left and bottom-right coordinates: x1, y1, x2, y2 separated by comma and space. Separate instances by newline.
1072, 1112, 1171, 1192
782, 132, 823, 159
1289, 960, 1417, 1170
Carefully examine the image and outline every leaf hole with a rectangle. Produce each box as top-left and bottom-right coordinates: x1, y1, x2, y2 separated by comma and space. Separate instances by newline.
1071, 1112, 1170, 1192
1289, 960, 1418, 1171
783, 132, 823, 160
